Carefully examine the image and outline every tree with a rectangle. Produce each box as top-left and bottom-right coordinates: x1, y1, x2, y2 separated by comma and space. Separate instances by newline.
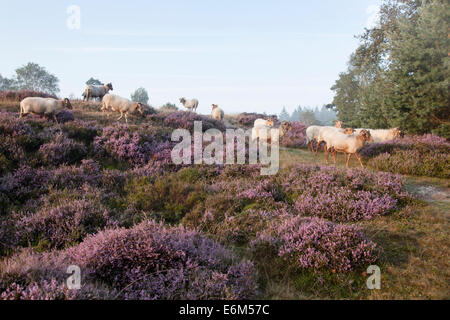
14, 62, 60, 94
131, 87, 149, 104
384, 0, 449, 134
279, 107, 290, 122
299, 110, 319, 126
330, 0, 448, 135
0, 74, 17, 90
86, 77, 103, 86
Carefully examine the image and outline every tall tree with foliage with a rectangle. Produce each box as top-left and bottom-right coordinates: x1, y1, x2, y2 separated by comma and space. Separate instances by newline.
384, 0, 449, 135
14, 62, 60, 94
279, 107, 290, 122
0, 74, 17, 90
131, 87, 149, 105
330, 0, 449, 135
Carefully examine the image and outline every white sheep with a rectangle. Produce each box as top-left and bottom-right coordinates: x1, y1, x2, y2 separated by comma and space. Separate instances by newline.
85, 83, 113, 101
211, 104, 225, 121
305, 126, 322, 152
19, 97, 72, 123
368, 128, 401, 143
314, 126, 355, 153
252, 119, 275, 142
180, 98, 199, 113
101, 94, 144, 123
324, 129, 373, 168
252, 121, 292, 145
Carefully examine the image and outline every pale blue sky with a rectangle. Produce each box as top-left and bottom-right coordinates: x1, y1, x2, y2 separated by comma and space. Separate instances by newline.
0, 0, 381, 114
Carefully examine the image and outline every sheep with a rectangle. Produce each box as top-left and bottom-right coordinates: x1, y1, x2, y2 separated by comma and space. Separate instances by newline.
211, 104, 224, 121
324, 129, 373, 168
306, 126, 322, 152
85, 83, 113, 101
312, 126, 355, 153
101, 94, 143, 123
367, 128, 402, 143
254, 118, 275, 128
19, 97, 72, 123
180, 98, 199, 113
252, 119, 275, 142
252, 121, 292, 145
335, 121, 343, 128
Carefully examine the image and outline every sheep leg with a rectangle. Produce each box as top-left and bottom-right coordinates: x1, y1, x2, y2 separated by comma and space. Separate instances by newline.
117, 112, 124, 121
332, 150, 337, 165
325, 147, 329, 164
53, 114, 59, 124
355, 153, 364, 168
346, 154, 351, 168
125, 113, 128, 124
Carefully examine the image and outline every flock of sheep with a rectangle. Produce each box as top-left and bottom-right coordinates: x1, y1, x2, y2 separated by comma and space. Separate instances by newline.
305, 122, 402, 168
17, 82, 401, 169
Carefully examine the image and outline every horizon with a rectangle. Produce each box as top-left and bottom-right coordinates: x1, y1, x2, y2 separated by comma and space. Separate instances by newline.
0, 0, 382, 115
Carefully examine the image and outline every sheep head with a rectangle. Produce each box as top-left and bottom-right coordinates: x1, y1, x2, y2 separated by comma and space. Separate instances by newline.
212, 104, 218, 110
393, 128, 402, 138
281, 121, 292, 133
266, 119, 275, 127
106, 83, 113, 91
63, 98, 72, 110
135, 102, 144, 115
335, 121, 343, 128
359, 129, 372, 142
179, 98, 186, 105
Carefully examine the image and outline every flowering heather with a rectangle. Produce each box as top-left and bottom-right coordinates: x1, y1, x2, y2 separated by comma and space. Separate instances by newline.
0, 90, 58, 101
282, 164, 407, 222
163, 111, 226, 132
94, 124, 173, 166
280, 121, 307, 148
1, 279, 77, 300
62, 120, 101, 145
17, 198, 115, 250
251, 216, 379, 272
360, 134, 450, 178
39, 134, 87, 166
1, 220, 258, 300
237, 113, 279, 127
55, 110, 75, 124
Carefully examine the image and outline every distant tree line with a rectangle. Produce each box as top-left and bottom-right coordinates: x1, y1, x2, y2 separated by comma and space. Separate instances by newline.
330, 0, 449, 137
279, 105, 337, 126
0, 62, 60, 95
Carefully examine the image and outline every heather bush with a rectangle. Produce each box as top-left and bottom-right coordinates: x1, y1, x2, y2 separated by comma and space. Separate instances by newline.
17, 199, 115, 250
360, 134, 450, 178
65, 220, 257, 299
39, 134, 87, 166
163, 111, 226, 132
237, 113, 279, 127
0, 90, 58, 101
251, 216, 379, 272
282, 165, 408, 222
280, 121, 307, 148
55, 110, 75, 123
94, 124, 173, 166
1, 221, 258, 300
